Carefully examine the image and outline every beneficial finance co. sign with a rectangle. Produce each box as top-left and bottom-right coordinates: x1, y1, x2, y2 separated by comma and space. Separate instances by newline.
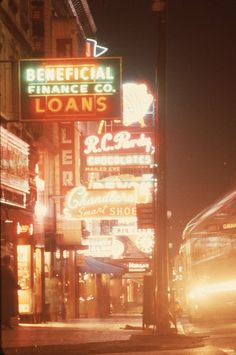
19, 57, 122, 122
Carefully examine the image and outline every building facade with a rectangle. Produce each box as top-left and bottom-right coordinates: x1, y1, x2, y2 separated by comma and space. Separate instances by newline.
0, 0, 96, 322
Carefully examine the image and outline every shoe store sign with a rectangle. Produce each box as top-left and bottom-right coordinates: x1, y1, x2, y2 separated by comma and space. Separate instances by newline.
64, 185, 136, 220
19, 57, 122, 121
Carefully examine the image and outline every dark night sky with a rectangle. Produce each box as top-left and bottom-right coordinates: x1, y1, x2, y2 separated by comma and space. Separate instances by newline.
88, 0, 236, 247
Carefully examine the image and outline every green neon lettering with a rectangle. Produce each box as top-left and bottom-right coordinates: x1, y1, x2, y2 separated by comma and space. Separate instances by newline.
80, 67, 89, 80
26, 69, 35, 82
28, 85, 35, 94
37, 68, 45, 82
41, 86, 51, 94
45, 68, 55, 81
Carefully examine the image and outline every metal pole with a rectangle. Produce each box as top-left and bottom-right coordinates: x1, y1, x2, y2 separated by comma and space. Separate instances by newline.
153, 0, 172, 334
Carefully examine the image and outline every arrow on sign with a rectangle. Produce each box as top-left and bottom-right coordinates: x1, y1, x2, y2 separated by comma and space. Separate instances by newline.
86, 39, 108, 57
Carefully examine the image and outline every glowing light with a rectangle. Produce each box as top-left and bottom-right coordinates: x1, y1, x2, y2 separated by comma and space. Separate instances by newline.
128, 261, 150, 272
63, 250, 69, 259
92, 174, 154, 190
56, 249, 61, 259
112, 239, 125, 259
135, 183, 152, 204
84, 131, 154, 155
223, 223, 236, 230
34, 202, 47, 219
20, 58, 121, 122
123, 83, 154, 127
135, 233, 154, 254
29, 224, 33, 235
86, 154, 153, 166
189, 279, 236, 299
25, 65, 113, 83
17, 222, 21, 235
16, 222, 33, 235
64, 185, 138, 220
97, 120, 105, 134
19, 304, 30, 313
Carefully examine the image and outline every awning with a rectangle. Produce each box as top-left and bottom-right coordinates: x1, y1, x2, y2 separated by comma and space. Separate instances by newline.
79, 256, 124, 275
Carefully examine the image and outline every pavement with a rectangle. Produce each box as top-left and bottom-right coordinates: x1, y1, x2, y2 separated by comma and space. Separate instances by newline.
1, 315, 205, 354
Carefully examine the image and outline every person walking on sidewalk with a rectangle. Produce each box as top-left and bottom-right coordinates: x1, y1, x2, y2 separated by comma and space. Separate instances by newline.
1, 255, 20, 329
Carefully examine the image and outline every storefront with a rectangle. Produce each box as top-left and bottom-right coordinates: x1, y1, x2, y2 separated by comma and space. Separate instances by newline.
76, 256, 123, 318
116, 259, 152, 315
17, 243, 44, 322
2, 207, 44, 322
0, 126, 44, 323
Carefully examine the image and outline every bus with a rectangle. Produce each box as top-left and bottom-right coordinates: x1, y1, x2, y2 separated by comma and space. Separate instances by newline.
179, 190, 236, 321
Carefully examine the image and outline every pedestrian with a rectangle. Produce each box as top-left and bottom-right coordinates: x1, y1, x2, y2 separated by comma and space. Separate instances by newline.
1, 255, 20, 329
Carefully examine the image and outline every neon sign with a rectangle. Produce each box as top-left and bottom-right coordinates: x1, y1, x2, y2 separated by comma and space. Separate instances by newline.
127, 261, 150, 273
64, 185, 136, 220
83, 131, 154, 155
86, 154, 153, 166
81, 131, 155, 171
59, 122, 75, 213
19, 57, 122, 121
222, 223, 236, 230
91, 174, 154, 191
86, 39, 108, 57
16, 222, 33, 236
123, 83, 154, 127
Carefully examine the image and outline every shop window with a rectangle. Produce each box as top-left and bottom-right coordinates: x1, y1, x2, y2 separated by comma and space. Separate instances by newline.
17, 245, 33, 314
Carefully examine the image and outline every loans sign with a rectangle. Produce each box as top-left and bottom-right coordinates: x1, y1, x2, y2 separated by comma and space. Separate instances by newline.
19, 57, 122, 121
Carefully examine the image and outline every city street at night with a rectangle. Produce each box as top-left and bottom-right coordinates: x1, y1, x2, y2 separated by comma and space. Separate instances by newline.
1, 0, 236, 354
2, 315, 236, 354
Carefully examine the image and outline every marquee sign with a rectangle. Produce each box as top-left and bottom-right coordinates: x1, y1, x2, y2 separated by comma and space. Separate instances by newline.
19, 57, 122, 121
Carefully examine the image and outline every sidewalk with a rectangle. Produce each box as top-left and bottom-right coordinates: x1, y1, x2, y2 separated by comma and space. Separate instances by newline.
1, 316, 204, 354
